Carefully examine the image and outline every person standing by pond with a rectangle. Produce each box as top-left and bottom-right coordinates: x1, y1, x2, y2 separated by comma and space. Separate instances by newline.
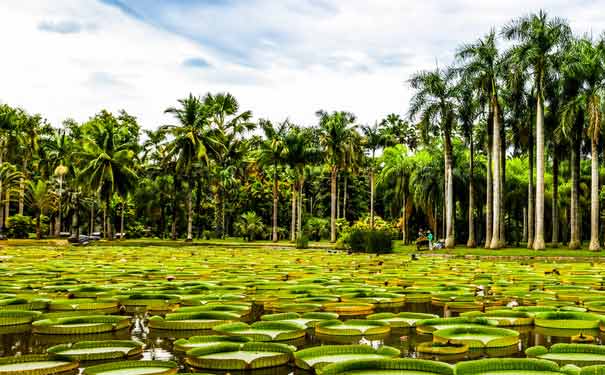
427, 230, 433, 250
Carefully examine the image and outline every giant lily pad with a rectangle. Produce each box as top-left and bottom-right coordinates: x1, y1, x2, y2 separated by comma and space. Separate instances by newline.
432, 326, 519, 348
185, 342, 295, 370
526, 344, 605, 366
319, 358, 454, 375
148, 311, 239, 330
82, 360, 177, 375
294, 344, 400, 371
32, 315, 131, 334
213, 321, 306, 341
0, 354, 78, 375
47, 340, 143, 361
315, 319, 391, 336
366, 312, 438, 328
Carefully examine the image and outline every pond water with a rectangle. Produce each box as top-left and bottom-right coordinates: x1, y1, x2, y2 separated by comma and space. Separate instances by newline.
1, 302, 597, 374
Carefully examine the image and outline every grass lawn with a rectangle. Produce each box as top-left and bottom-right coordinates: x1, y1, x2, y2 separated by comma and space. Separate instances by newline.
394, 242, 605, 258
2, 238, 605, 258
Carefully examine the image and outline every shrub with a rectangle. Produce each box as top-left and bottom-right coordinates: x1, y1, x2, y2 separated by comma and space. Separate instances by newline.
5, 215, 35, 239
296, 235, 309, 249
126, 223, 145, 238
305, 217, 329, 241
346, 228, 393, 254
234, 211, 265, 241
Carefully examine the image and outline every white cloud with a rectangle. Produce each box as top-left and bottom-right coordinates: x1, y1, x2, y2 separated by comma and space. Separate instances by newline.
1, 0, 604, 131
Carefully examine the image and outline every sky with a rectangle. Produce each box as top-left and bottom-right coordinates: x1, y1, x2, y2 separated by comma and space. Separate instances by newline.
1, 0, 605, 130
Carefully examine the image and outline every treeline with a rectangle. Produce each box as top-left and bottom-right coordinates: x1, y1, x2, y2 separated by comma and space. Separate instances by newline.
1, 10, 605, 250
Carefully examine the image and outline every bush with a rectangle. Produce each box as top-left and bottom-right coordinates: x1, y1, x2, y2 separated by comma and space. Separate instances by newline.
126, 223, 145, 238
346, 229, 393, 254
234, 211, 265, 241
5, 215, 35, 239
305, 217, 329, 241
296, 235, 309, 249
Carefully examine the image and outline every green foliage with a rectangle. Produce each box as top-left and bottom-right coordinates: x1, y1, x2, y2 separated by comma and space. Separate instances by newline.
346, 229, 393, 254
305, 217, 329, 241
5, 215, 34, 239
235, 212, 265, 241
296, 235, 309, 249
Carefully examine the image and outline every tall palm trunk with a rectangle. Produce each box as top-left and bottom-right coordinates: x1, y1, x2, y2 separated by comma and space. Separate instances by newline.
72, 196, 80, 240
0, 151, 3, 230
343, 174, 347, 221
444, 131, 455, 248
551, 151, 559, 246
533, 96, 546, 250
569, 136, 580, 248
490, 99, 503, 249
297, 183, 303, 239
272, 168, 278, 242
499, 113, 506, 245
35, 212, 41, 240
528, 125, 535, 248
106, 198, 113, 241
89, 202, 94, 236
186, 181, 193, 242
467, 132, 476, 248
4, 190, 8, 228
103, 204, 107, 239
336, 174, 340, 220
522, 207, 528, 242
18, 159, 26, 215
290, 189, 296, 242
589, 138, 600, 251
402, 190, 407, 243
370, 168, 375, 229
485, 108, 493, 248
330, 166, 337, 243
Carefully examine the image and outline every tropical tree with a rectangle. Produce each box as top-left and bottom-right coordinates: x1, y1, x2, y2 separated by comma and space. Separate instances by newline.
78, 112, 138, 240
560, 37, 605, 250
457, 30, 504, 248
503, 10, 572, 249
317, 110, 357, 242
204, 92, 254, 238
409, 67, 458, 248
163, 94, 217, 241
455, 81, 481, 247
379, 144, 413, 242
256, 119, 289, 242
361, 122, 388, 228
25, 180, 57, 240
0, 163, 22, 232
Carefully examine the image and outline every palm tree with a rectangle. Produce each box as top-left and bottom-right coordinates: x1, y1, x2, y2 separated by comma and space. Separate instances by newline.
204, 92, 254, 238
503, 10, 572, 249
558, 43, 587, 249
78, 114, 138, 240
285, 126, 320, 240
25, 180, 57, 240
256, 119, 289, 242
560, 37, 605, 250
0, 163, 22, 233
409, 67, 457, 248
317, 110, 357, 242
163, 94, 217, 242
381, 113, 418, 151
457, 30, 504, 248
379, 144, 413, 242
43, 129, 71, 236
455, 82, 481, 247
361, 122, 388, 228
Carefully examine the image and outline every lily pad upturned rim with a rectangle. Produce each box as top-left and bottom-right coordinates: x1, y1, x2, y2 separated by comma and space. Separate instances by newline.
82, 360, 178, 375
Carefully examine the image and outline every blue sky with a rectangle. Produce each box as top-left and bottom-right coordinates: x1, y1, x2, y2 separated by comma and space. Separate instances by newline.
1, 1, 604, 129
